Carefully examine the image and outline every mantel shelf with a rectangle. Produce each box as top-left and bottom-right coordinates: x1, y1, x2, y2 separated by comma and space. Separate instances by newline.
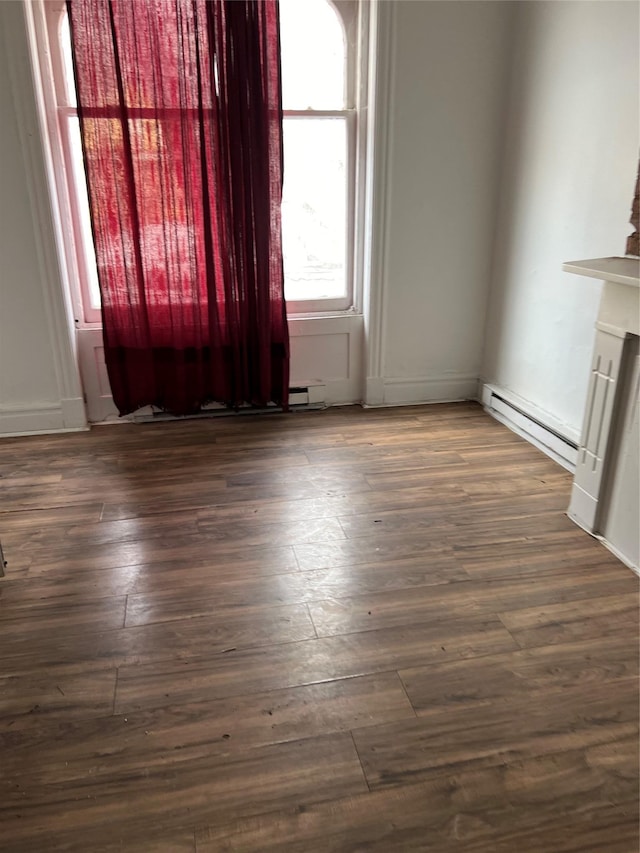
562, 256, 640, 287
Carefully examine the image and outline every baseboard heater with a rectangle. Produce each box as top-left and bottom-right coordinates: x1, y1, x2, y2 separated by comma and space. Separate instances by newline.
131, 385, 327, 423
481, 386, 578, 471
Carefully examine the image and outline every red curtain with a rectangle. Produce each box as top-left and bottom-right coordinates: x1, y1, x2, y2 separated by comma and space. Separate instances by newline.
67, 0, 289, 416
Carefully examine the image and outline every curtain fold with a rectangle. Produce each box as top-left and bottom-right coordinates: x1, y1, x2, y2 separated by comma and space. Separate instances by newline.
68, 0, 289, 416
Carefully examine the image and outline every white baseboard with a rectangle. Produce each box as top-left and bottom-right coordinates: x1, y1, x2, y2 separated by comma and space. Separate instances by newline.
597, 536, 640, 576
365, 376, 385, 406
0, 398, 88, 437
287, 379, 359, 407
317, 378, 360, 406
60, 397, 88, 429
480, 382, 578, 471
567, 500, 640, 575
380, 374, 478, 406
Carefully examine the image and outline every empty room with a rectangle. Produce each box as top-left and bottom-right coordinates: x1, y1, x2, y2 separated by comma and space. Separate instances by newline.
0, 0, 638, 850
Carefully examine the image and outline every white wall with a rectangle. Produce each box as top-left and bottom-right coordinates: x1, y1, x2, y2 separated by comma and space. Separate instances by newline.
482, 1, 640, 441
376, 0, 514, 405
3, 0, 637, 435
0, 1, 86, 435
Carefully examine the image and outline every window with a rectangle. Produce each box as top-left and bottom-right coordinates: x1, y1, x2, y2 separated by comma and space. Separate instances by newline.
36, 0, 367, 322
280, 0, 358, 312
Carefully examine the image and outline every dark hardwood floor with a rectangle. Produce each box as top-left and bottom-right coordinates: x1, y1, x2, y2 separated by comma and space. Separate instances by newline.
0, 402, 637, 852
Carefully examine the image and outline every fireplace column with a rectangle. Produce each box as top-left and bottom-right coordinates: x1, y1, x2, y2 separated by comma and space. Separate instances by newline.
563, 257, 639, 569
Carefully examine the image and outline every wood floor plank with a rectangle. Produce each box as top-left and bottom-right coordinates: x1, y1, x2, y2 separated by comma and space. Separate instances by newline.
308, 584, 483, 636
499, 592, 639, 647
0, 595, 127, 637
294, 522, 588, 574
195, 483, 468, 527
460, 471, 570, 497
24, 537, 299, 576
398, 635, 639, 714
455, 533, 624, 578
195, 515, 346, 548
304, 446, 468, 471
124, 554, 468, 625
224, 465, 373, 492
0, 666, 117, 728
294, 534, 457, 571
0, 402, 637, 850
458, 441, 557, 466
442, 511, 580, 548
338, 491, 570, 540
2, 673, 413, 784
1, 603, 317, 676
195, 744, 638, 852
0, 734, 366, 852
63, 512, 200, 546
0, 502, 103, 528
100, 473, 374, 521
0, 555, 304, 607
61, 447, 312, 480
124, 573, 312, 625
114, 617, 517, 714
363, 457, 559, 490
298, 553, 467, 594
466, 561, 639, 609
307, 566, 638, 637
0, 566, 144, 605
351, 677, 639, 790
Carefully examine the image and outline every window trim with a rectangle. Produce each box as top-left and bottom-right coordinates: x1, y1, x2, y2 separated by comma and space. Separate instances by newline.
39, 0, 101, 325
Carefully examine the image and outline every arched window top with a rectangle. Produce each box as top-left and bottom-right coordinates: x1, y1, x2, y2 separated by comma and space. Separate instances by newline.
56, 0, 349, 112
280, 0, 346, 110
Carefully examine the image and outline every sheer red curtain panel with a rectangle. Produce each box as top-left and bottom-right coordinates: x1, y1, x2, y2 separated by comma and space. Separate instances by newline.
67, 0, 289, 416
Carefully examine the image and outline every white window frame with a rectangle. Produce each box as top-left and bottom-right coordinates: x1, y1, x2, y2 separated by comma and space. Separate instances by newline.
29, 0, 371, 327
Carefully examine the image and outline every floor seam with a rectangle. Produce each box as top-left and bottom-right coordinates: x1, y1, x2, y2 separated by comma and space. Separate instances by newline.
350, 730, 372, 793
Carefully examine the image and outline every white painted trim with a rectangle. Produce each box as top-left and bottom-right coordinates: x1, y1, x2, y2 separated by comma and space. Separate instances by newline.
567, 503, 640, 575
562, 257, 640, 289
365, 377, 385, 406
568, 483, 598, 529
289, 312, 364, 406
60, 397, 89, 429
597, 535, 639, 576
5, 3, 86, 414
362, 0, 396, 403
596, 322, 630, 340
306, 384, 327, 405
380, 374, 478, 406
287, 313, 361, 335
320, 378, 358, 406
0, 400, 88, 437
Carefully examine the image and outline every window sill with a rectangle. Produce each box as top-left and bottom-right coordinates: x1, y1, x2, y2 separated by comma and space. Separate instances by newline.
287, 307, 362, 321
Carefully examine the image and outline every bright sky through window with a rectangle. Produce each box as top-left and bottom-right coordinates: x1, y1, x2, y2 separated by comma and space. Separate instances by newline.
280, 0, 345, 109
279, 0, 348, 302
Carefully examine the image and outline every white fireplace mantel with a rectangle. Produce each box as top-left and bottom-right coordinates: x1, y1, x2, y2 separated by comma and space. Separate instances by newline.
563, 256, 640, 571
563, 256, 640, 288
